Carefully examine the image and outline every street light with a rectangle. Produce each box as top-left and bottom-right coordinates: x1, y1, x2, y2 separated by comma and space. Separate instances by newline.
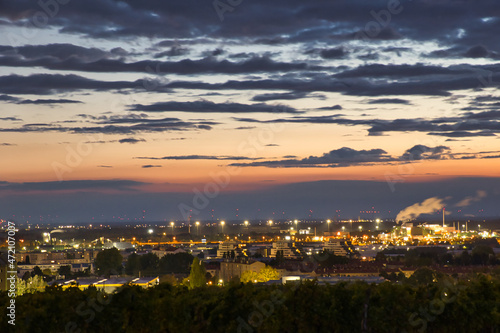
221, 220, 225, 234
195, 221, 200, 236
294, 219, 298, 230
170, 221, 174, 234
244, 220, 249, 228
327, 219, 331, 233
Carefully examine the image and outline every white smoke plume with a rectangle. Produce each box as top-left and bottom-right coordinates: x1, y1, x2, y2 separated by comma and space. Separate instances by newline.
455, 190, 487, 207
396, 197, 445, 222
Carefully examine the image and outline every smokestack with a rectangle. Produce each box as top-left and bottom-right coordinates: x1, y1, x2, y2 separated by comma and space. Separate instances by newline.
442, 207, 445, 227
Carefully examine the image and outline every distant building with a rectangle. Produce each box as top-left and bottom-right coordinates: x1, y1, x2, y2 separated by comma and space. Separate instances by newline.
220, 260, 265, 282
152, 246, 186, 259
16, 250, 96, 266
52, 277, 158, 293
103, 242, 134, 250
205, 263, 220, 280
270, 241, 297, 258
217, 241, 243, 258
323, 239, 358, 257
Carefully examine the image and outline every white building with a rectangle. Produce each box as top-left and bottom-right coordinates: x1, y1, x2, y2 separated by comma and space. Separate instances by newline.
217, 241, 242, 258
270, 241, 297, 258
323, 239, 357, 257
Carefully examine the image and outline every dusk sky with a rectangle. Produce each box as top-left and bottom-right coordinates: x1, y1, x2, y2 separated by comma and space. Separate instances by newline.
1, 0, 500, 222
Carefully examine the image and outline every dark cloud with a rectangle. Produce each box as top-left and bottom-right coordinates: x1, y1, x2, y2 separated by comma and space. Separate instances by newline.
231, 144, 456, 168
368, 98, 411, 105
135, 155, 262, 161
162, 63, 500, 97
141, 165, 162, 168
251, 91, 309, 102
1, 0, 500, 57
0, 74, 138, 95
0, 118, 216, 135
428, 131, 497, 138
400, 145, 450, 161
319, 47, 348, 59
129, 100, 298, 113
154, 46, 189, 58
1, 61, 499, 99
234, 110, 500, 137
118, 138, 146, 144
16, 98, 82, 105
464, 45, 491, 58
0, 43, 111, 61
0, 116, 22, 121
231, 147, 393, 168
317, 105, 343, 110
0, 50, 324, 74
333, 63, 469, 79
0, 94, 19, 102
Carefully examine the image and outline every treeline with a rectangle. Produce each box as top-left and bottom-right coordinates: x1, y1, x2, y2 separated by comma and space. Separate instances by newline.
1, 272, 499, 332
379, 244, 499, 266
92, 248, 194, 277
124, 252, 194, 277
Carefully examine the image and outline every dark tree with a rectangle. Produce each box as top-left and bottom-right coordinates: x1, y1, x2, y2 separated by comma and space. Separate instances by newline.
125, 253, 141, 275
94, 247, 123, 277
58, 265, 72, 278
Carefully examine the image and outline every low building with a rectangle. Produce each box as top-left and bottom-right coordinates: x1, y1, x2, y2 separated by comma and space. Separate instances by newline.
53, 276, 158, 293
323, 239, 357, 257
152, 246, 186, 259
220, 259, 265, 282
16, 250, 96, 266
217, 241, 243, 258
270, 241, 298, 258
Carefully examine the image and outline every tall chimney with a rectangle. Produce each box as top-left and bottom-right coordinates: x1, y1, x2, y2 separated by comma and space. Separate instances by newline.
442, 207, 445, 227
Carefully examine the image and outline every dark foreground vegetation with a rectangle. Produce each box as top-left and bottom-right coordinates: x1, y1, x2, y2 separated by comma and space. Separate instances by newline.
2, 271, 500, 333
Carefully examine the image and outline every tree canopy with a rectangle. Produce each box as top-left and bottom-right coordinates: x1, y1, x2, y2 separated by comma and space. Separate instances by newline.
188, 257, 206, 289
94, 247, 123, 277
1, 273, 499, 332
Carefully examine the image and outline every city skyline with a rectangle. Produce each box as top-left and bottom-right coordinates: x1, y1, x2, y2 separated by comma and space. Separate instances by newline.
1, 1, 500, 221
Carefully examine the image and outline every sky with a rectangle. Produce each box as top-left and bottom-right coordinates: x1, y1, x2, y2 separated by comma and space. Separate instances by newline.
0, 0, 499, 223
